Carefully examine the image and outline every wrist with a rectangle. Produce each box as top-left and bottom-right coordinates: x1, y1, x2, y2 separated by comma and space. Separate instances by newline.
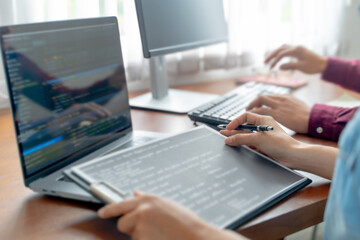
192, 223, 214, 240
285, 140, 311, 169
319, 56, 328, 73
190, 219, 215, 240
290, 143, 338, 179
289, 141, 320, 171
193, 224, 246, 240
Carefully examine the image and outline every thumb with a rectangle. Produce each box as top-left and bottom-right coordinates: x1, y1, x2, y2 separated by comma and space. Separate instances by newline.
250, 107, 275, 117
134, 190, 144, 197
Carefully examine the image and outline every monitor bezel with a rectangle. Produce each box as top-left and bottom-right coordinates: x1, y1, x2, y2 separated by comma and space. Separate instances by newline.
134, 0, 228, 58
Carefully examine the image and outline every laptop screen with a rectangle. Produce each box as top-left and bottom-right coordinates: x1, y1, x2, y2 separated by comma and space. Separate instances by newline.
0, 17, 132, 178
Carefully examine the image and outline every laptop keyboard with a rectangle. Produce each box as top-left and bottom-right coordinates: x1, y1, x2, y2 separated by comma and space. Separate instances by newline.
188, 82, 290, 126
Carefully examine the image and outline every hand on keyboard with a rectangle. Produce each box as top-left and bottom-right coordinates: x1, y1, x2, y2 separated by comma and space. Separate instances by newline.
265, 45, 327, 74
188, 82, 290, 126
246, 94, 310, 134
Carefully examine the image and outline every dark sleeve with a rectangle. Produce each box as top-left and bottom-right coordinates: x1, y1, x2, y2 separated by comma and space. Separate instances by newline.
321, 57, 360, 93
308, 104, 358, 141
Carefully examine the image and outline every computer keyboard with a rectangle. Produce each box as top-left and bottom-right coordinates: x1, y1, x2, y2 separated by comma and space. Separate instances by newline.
188, 82, 290, 126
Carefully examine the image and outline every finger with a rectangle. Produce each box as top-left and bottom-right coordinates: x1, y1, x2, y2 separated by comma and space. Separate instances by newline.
226, 112, 262, 130
89, 102, 110, 117
83, 113, 98, 121
246, 95, 279, 111
249, 107, 275, 117
264, 45, 289, 64
280, 62, 301, 71
269, 48, 297, 69
220, 129, 250, 137
90, 102, 111, 117
65, 103, 80, 114
225, 132, 259, 146
117, 209, 139, 235
246, 97, 262, 110
134, 190, 144, 197
260, 94, 292, 101
132, 228, 142, 240
97, 104, 111, 116
85, 103, 105, 117
98, 198, 141, 219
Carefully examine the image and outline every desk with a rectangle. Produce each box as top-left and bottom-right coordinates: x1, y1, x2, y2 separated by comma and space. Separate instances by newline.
0, 76, 353, 240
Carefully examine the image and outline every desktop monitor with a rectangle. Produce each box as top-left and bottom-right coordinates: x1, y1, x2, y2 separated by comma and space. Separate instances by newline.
130, 0, 228, 113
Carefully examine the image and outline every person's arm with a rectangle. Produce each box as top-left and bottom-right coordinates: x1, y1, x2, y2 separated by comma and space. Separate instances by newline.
322, 58, 360, 92
308, 104, 358, 141
265, 45, 360, 92
265, 45, 327, 74
98, 191, 247, 240
220, 112, 338, 180
286, 143, 337, 180
246, 94, 311, 134
246, 94, 358, 141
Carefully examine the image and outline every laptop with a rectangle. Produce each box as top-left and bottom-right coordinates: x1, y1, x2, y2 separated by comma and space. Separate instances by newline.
0, 17, 164, 203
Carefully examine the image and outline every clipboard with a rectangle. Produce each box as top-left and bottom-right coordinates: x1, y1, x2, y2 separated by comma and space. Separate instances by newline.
64, 126, 311, 229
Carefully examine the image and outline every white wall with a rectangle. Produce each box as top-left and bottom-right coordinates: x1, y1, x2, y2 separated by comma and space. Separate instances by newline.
337, 0, 360, 58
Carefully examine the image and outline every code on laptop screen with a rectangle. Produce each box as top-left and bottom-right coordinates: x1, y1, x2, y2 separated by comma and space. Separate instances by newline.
1, 18, 132, 177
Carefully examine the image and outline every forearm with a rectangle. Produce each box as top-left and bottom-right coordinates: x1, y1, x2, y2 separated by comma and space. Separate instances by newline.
290, 143, 338, 180
322, 58, 360, 92
195, 224, 248, 240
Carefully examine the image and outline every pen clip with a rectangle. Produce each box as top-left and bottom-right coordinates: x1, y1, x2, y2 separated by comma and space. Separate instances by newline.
217, 124, 228, 130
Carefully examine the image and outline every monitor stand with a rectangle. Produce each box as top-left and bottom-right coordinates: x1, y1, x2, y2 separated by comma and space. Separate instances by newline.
129, 56, 219, 114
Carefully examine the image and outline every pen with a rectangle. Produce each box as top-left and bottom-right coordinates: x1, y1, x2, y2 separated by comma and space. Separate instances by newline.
217, 124, 274, 132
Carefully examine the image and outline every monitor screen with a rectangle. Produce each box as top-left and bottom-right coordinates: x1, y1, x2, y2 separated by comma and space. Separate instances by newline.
135, 0, 228, 58
0, 18, 132, 178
